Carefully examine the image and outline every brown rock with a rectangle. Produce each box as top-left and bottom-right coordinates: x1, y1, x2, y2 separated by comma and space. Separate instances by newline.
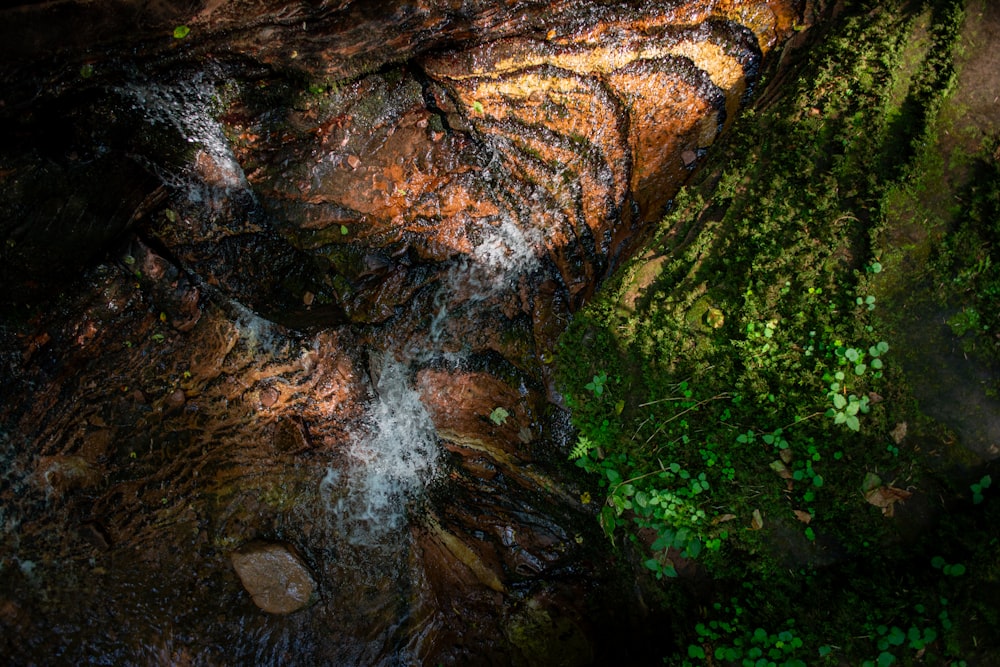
35, 455, 102, 495
165, 388, 186, 412
230, 541, 316, 614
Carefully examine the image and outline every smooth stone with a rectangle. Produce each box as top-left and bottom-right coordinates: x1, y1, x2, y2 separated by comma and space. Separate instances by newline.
230, 541, 316, 614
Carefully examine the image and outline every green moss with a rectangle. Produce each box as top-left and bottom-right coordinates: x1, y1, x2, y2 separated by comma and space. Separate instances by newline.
557, 0, 996, 662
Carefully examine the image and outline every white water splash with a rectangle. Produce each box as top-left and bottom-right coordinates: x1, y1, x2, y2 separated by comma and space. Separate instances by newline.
324, 359, 439, 546
325, 174, 544, 548
121, 76, 249, 199
472, 215, 543, 283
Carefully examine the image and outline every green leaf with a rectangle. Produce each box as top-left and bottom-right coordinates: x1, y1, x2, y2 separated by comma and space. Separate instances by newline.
833, 394, 847, 409
489, 406, 509, 425
688, 645, 706, 659
878, 650, 896, 667
684, 539, 702, 559
173, 25, 191, 39
846, 415, 860, 431
651, 532, 673, 551
946, 563, 966, 576
854, 363, 867, 375
340, 224, 349, 235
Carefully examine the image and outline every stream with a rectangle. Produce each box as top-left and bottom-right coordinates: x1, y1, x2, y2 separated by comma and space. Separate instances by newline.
0, 1, 803, 664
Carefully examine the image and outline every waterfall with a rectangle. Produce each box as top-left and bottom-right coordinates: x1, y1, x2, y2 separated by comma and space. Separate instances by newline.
122, 74, 249, 201
323, 358, 440, 546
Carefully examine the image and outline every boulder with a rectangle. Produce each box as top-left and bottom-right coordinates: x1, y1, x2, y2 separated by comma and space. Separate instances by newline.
230, 541, 316, 614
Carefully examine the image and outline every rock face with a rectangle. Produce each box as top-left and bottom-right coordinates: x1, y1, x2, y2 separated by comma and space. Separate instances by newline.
0, 0, 805, 663
230, 541, 317, 614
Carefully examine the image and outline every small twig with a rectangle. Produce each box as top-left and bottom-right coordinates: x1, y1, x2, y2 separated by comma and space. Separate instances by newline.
644, 393, 731, 445
776, 411, 826, 432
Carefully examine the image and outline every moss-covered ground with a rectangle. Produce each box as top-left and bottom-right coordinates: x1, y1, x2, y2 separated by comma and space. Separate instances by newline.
555, 0, 1000, 663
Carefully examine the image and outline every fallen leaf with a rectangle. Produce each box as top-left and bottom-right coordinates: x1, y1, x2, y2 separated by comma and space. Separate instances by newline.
890, 422, 907, 444
770, 460, 793, 479
712, 513, 737, 525
793, 510, 812, 524
779, 448, 794, 464
750, 509, 764, 530
864, 485, 912, 516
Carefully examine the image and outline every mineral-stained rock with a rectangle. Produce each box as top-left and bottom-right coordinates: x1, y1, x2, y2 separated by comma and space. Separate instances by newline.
34, 455, 102, 495
230, 541, 316, 614
0, 0, 806, 662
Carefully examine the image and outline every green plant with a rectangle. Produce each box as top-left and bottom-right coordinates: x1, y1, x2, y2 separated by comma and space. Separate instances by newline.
585, 372, 609, 397
971, 474, 991, 504
931, 556, 966, 577
489, 406, 509, 426
173, 25, 191, 39
947, 307, 982, 337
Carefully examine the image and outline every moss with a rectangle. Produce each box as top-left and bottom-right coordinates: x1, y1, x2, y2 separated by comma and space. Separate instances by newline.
557, 0, 997, 662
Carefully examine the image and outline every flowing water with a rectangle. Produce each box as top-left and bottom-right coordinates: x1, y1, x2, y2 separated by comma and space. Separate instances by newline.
0, 1, 803, 663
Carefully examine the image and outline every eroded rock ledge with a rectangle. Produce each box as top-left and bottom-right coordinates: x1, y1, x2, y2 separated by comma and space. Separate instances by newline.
0, 1, 804, 664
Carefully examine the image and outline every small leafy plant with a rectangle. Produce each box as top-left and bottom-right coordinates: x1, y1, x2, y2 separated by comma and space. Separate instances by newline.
585, 371, 609, 396
488, 406, 509, 425
971, 474, 991, 504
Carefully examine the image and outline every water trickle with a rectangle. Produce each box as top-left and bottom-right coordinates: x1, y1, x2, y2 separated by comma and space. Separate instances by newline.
122, 75, 249, 200
324, 358, 440, 547
330, 206, 544, 545
471, 214, 544, 289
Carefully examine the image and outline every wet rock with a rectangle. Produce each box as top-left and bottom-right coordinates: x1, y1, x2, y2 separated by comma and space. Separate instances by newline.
230, 541, 316, 614
259, 385, 279, 408
79, 520, 112, 551
503, 597, 593, 667
164, 388, 186, 412
35, 455, 102, 495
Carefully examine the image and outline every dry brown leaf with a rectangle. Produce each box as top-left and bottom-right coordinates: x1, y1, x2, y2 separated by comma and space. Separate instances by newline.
779, 448, 794, 464
712, 513, 737, 525
750, 509, 764, 530
793, 510, 812, 524
770, 460, 792, 479
864, 485, 912, 516
890, 422, 907, 444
